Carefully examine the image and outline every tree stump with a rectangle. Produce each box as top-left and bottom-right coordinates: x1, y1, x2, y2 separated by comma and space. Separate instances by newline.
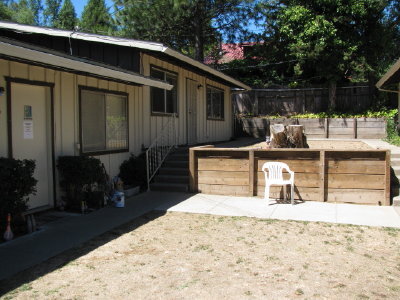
270, 124, 288, 148
287, 125, 309, 148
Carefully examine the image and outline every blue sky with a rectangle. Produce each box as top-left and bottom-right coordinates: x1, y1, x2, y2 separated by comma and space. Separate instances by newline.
72, 0, 115, 17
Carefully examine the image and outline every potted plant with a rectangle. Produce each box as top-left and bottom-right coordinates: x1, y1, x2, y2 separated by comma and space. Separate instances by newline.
57, 156, 106, 212
0, 158, 37, 237
119, 153, 147, 197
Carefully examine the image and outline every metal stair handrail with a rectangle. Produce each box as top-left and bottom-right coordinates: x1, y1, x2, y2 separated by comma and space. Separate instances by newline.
146, 113, 178, 190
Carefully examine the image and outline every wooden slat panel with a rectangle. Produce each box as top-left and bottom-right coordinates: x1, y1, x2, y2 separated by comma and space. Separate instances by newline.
327, 174, 385, 189
328, 119, 355, 126
198, 158, 249, 171
357, 128, 386, 134
327, 160, 385, 174
257, 159, 319, 173
328, 127, 354, 134
256, 186, 320, 201
356, 120, 386, 128
198, 171, 249, 185
257, 172, 319, 187
198, 184, 249, 196
326, 189, 384, 205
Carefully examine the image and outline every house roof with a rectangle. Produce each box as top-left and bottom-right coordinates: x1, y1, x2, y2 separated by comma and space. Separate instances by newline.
0, 37, 173, 90
0, 21, 251, 90
376, 57, 400, 89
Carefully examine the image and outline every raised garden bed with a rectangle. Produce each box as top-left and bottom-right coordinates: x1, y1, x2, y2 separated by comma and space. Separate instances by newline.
240, 117, 387, 139
189, 146, 390, 206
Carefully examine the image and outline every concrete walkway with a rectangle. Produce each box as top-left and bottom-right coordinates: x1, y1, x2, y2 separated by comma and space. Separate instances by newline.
156, 193, 400, 228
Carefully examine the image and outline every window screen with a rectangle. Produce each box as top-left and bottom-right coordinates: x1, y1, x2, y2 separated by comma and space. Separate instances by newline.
81, 89, 128, 153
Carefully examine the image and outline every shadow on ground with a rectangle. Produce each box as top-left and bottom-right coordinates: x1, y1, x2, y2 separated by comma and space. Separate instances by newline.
0, 210, 167, 296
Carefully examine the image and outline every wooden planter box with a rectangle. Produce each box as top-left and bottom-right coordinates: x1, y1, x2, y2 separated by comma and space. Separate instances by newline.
240, 117, 387, 139
189, 146, 391, 206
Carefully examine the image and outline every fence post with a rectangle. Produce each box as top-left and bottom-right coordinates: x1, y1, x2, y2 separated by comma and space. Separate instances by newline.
324, 118, 329, 138
384, 150, 391, 206
249, 150, 255, 196
189, 148, 197, 192
319, 150, 326, 202
353, 118, 357, 139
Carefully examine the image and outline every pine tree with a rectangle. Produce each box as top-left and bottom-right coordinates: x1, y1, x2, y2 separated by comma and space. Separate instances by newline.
57, 0, 76, 30
44, 0, 61, 27
0, 0, 12, 20
114, 0, 253, 61
9, 0, 36, 25
80, 0, 113, 34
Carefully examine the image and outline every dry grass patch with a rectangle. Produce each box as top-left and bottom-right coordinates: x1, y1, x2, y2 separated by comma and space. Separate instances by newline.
1, 212, 400, 299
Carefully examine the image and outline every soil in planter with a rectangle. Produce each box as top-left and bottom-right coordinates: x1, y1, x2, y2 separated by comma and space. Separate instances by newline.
246, 140, 373, 150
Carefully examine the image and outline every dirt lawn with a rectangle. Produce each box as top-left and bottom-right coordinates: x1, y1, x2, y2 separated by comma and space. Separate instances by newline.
247, 140, 373, 150
1, 212, 400, 299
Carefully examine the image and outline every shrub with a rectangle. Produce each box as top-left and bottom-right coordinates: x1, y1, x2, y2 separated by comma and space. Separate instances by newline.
57, 156, 105, 211
119, 153, 147, 189
385, 116, 400, 146
0, 158, 37, 234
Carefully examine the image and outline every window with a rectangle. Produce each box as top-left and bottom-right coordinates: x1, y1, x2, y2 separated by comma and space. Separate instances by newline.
80, 88, 128, 154
150, 67, 178, 114
207, 86, 224, 120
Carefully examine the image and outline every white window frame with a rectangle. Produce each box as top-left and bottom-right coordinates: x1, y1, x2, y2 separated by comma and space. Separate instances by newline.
150, 66, 178, 115
206, 85, 225, 120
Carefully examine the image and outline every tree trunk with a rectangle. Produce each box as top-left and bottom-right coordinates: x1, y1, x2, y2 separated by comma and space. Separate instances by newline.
328, 81, 337, 110
270, 124, 288, 148
287, 125, 309, 148
193, 1, 205, 62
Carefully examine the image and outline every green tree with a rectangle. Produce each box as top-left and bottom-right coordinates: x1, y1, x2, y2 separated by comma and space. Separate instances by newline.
80, 0, 113, 34
9, 0, 42, 25
0, 0, 12, 20
254, 0, 400, 109
57, 0, 76, 30
114, 0, 254, 61
43, 0, 61, 26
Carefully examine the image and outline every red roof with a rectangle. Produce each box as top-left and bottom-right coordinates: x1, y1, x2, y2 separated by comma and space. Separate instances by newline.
204, 42, 261, 64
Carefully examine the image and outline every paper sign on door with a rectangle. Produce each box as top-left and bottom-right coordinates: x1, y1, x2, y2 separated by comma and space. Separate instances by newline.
23, 120, 33, 139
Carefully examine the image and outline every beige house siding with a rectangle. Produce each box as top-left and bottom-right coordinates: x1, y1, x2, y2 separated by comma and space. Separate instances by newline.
0, 59, 134, 196
0, 56, 233, 207
142, 54, 232, 145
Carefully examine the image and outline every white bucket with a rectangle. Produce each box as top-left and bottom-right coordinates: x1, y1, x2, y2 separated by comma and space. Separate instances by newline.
113, 191, 125, 208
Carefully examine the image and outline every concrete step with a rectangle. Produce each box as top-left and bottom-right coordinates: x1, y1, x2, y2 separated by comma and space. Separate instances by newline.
392, 195, 400, 206
166, 153, 189, 161
163, 161, 188, 168
173, 147, 190, 153
155, 175, 189, 184
392, 166, 400, 176
391, 158, 400, 167
391, 153, 400, 159
159, 167, 188, 176
150, 182, 188, 192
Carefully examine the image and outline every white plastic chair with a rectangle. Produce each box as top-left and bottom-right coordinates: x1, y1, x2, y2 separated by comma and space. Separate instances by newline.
262, 162, 295, 205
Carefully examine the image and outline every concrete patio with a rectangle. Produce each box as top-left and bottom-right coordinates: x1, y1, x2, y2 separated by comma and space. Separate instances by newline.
156, 193, 400, 228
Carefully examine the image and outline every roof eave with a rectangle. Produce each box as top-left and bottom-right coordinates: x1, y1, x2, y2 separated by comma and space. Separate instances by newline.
376, 57, 400, 89
163, 48, 251, 90
0, 39, 173, 90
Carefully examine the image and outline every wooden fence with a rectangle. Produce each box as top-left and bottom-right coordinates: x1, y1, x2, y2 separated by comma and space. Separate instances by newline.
239, 117, 387, 139
233, 86, 373, 116
189, 147, 390, 206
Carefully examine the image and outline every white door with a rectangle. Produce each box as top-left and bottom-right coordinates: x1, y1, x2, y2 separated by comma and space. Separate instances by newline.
11, 83, 53, 209
186, 79, 197, 145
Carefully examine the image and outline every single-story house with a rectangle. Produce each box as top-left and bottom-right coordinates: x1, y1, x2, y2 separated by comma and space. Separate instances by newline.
0, 21, 250, 211
376, 57, 400, 111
